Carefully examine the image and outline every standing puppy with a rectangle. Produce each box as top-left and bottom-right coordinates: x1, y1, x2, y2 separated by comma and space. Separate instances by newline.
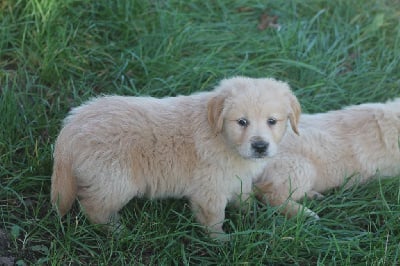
51, 76, 300, 238
255, 99, 400, 219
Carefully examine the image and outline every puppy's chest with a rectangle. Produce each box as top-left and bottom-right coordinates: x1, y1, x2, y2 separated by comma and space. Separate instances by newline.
220, 161, 264, 195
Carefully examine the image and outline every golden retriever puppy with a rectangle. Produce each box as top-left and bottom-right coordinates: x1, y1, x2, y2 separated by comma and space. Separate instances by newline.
51, 76, 300, 239
255, 98, 400, 219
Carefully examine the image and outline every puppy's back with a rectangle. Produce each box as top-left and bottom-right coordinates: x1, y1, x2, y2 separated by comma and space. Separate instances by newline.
51, 94, 210, 215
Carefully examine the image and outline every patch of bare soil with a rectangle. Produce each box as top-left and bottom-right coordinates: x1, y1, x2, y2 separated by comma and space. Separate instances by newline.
0, 228, 14, 266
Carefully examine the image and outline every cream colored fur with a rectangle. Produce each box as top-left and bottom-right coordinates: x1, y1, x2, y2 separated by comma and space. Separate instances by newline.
51, 76, 300, 238
255, 98, 400, 219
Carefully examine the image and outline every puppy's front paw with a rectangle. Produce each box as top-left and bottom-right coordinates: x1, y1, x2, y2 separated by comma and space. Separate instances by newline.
303, 207, 320, 220
209, 231, 231, 242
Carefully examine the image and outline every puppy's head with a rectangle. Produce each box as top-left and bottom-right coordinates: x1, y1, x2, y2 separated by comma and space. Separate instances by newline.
208, 76, 300, 159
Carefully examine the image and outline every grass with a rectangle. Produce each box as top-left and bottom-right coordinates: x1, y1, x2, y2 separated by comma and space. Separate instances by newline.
1, 0, 400, 264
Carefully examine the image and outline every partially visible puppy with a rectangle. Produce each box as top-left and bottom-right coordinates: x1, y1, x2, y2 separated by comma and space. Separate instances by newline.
51, 76, 300, 239
255, 98, 400, 219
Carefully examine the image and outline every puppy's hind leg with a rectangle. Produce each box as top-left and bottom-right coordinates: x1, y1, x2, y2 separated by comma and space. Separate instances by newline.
77, 180, 137, 231
255, 181, 319, 219
79, 197, 119, 225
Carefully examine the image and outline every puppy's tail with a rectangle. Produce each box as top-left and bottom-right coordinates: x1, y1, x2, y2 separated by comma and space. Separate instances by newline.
50, 140, 77, 216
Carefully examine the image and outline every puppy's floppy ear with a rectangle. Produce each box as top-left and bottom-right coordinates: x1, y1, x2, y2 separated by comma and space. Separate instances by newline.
207, 93, 227, 135
287, 92, 301, 135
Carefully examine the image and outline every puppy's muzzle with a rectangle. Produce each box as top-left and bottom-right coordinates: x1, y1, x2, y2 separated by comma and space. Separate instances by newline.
251, 140, 269, 157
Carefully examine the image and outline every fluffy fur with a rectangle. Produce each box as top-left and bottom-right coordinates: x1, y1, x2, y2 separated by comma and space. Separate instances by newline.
255, 98, 400, 218
51, 76, 300, 238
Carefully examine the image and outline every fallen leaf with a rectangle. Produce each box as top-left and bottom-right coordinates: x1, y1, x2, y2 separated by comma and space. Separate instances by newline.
237, 7, 254, 13
258, 13, 281, 31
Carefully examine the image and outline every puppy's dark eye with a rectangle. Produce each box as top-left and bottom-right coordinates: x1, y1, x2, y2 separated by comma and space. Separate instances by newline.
237, 118, 249, 127
267, 118, 277, 126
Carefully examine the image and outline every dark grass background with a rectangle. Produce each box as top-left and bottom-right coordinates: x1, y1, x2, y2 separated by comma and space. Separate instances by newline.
1, 0, 400, 264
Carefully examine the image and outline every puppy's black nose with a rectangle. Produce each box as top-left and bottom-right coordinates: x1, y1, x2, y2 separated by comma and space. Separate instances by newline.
251, 140, 269, 154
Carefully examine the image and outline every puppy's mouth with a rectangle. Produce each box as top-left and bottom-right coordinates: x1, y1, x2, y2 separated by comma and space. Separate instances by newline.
250, 140, 270, 159
252, 152, 269, 159
249, 151, 271, 160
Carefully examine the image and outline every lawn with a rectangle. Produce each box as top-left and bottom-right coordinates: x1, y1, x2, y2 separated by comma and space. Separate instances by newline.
1, 0, 400, 264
